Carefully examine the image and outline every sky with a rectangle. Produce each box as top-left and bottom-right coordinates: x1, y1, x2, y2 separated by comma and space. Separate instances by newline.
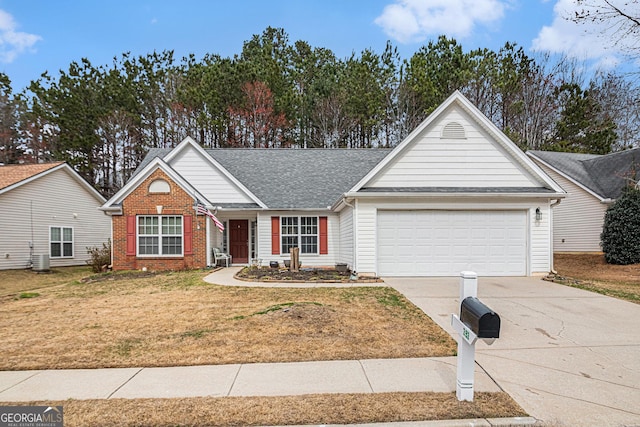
0, 0, 637, 93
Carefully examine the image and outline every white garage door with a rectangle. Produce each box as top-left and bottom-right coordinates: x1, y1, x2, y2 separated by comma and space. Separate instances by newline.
377, 210, 527, 276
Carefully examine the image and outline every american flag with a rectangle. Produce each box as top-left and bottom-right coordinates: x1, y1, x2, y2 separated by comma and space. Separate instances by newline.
196, 202, 225, 233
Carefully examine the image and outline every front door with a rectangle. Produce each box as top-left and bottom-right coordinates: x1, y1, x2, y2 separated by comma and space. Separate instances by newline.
229, 220, 249, 263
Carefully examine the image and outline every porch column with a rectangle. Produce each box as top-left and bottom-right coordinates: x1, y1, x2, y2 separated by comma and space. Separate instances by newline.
205, 214, 211, 266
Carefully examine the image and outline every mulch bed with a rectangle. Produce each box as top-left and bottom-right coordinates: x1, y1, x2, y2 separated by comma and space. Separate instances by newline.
235, 267, 383, 283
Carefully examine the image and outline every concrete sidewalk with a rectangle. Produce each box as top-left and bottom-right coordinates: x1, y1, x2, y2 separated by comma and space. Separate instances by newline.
0, 357, 500, 401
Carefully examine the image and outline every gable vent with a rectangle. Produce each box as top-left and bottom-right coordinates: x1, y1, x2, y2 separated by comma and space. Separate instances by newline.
441, 121, 466, 139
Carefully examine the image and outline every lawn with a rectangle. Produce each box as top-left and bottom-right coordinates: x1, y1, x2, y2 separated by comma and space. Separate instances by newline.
553, 253, 640, 303
31, 393, 526, 427
0, 268, 456, 370
0, 266, 526, 426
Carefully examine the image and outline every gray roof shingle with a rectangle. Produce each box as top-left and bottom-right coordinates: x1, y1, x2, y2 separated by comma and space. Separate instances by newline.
133, 148, 392, 209
529, 149, 640, 199
208, 149, 392, 209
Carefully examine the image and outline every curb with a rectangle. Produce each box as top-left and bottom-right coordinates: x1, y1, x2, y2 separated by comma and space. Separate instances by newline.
272, 417, 539, 426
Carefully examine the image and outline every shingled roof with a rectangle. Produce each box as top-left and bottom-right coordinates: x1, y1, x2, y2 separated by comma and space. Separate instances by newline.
528, 149, 640, 200
0, 162, 64, 191
137, 148, 392, 209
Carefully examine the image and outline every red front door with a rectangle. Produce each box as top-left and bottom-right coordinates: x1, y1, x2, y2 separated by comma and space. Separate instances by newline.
229, 220, 249, 263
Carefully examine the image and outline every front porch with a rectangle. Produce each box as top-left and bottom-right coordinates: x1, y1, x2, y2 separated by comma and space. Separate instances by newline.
207, 215, 258, 267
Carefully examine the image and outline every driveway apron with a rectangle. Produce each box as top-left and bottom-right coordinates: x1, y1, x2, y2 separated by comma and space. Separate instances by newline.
385, 276, 640, 427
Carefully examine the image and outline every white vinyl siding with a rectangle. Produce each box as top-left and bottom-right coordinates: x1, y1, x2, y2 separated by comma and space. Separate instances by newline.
377, 210, 527, 276
536, 164, 607, 252
354, 202, 378, 275
367, 107, 539, 188
530, 205, 551, 272
170, 146, 254, 204
338, 207, 354, 267
0, 167, 110, 270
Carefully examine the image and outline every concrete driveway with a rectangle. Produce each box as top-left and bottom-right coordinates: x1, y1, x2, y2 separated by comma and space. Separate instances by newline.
385, 276, 640, 427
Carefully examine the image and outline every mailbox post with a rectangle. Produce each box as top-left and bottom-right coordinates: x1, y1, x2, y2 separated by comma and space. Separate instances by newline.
451, 271, 500, 401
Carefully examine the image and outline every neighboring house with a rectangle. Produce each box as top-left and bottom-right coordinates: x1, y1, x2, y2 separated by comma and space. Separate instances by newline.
528, 148, 640, 253
101, 91, 565, 277
0, 162, 110, 270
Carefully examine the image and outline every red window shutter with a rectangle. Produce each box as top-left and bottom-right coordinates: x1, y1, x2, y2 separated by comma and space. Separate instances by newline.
183, 215, 193, 255
271, 216, 280, 255
319, 216, 328, 255
126, 216, 136, 256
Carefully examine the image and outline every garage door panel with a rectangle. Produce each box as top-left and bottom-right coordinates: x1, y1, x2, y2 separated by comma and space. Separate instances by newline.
377, 210, 527, 276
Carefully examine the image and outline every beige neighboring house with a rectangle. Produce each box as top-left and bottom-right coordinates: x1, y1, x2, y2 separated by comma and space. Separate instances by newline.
528, 149, 640, 253
0, 162, 110, 270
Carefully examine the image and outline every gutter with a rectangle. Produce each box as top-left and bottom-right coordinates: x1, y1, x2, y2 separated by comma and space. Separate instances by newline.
344, 191, 567, 199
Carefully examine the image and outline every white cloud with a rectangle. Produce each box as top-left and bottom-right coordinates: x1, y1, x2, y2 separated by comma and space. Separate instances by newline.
532, 0, 637, 66
374, 0, 508, 43
0, 9, 41, 63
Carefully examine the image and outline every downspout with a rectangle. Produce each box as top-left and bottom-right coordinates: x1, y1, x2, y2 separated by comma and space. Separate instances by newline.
343, 198, 357, 275
549, 198, 562, 274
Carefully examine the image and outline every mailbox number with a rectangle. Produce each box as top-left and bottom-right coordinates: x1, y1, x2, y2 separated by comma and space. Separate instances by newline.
463, 328, 470, 341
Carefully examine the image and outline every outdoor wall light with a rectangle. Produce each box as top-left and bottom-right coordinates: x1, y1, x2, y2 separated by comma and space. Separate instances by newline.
535, 208, 542, 221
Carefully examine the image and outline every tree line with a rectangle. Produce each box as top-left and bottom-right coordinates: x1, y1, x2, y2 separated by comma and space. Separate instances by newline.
0, 27, 638, 197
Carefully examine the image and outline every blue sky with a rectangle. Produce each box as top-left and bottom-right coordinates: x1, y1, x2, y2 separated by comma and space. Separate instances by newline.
0, 0, 636, 92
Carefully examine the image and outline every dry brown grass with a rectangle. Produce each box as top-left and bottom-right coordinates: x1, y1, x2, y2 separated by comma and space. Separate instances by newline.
11, 392, 526, 427
0, 266, 90, 298
553, 253, 640, 303
0, 268, 456, 370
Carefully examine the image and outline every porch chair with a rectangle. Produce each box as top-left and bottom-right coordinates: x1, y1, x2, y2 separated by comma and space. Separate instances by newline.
213, 247, 232, 267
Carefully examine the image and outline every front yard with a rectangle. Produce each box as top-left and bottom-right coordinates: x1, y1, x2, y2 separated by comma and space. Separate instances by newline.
0, 267, 527, 426
0, 268, 455, 370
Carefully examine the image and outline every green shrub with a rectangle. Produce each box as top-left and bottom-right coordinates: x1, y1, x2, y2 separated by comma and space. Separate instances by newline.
601, 187, 640, 265
86, 239, 111, 273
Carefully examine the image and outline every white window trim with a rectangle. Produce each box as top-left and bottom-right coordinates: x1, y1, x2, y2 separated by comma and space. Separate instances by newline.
50, 226, 74, 258
137, 215, 184, 257
280, 216, 319, 255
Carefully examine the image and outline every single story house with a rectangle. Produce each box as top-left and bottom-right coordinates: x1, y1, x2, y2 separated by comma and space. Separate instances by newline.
0, 162, 110, 270
528, 148, 640, 253
101, 91, 565, 277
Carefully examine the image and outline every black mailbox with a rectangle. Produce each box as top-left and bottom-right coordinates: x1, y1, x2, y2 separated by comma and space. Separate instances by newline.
460, 297, 500, 339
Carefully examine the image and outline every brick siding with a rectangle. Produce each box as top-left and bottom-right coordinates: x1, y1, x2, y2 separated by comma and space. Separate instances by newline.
112, 170, 207, 271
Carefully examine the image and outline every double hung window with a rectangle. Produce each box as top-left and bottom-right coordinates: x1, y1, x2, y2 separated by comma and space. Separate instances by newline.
138, 216, 183, 256
50, 227, 73, 258
280, 216, 318, 254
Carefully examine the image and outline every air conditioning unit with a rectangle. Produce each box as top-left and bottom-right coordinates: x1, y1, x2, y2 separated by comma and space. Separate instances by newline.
32, 254, 50, 272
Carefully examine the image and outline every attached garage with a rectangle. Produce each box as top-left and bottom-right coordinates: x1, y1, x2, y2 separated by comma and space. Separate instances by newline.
377, 210, 528, 276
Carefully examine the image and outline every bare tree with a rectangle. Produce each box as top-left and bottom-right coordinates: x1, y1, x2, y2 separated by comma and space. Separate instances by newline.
571, 0, 640, 59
